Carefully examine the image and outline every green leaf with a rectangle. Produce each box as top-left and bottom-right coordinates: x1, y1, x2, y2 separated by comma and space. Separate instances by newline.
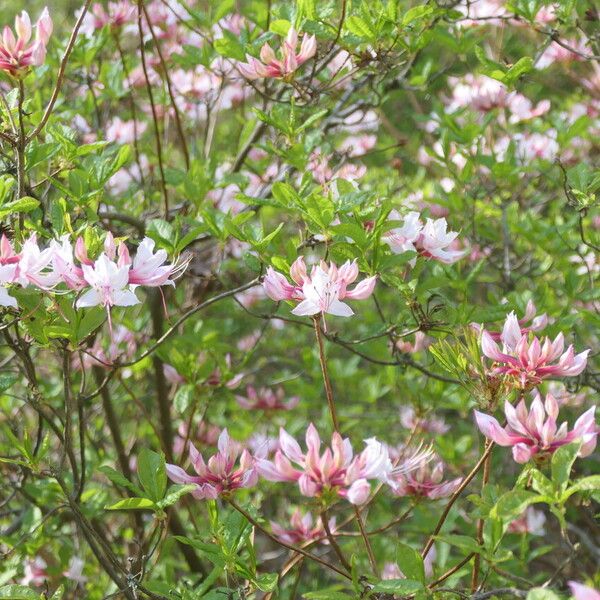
303, 591, 354, 600
105, 497, 157, 511
491, 489, 544, 521
551, 441, 582, 491
372, 579, 424, 594
345, 16, 375, 39
402, 4, 434, 25
137, 448, 167, 502
395, 542, 425, 583
526, 588, 562, 600
0, 373, 18, 394
270, 19, 291, 36
0, 197, 39, 219
98, 465, 144, 497
157, 484, 196, 509
0, 585, 41, 599
436, 534, 482, 555
254, 573, 278, 592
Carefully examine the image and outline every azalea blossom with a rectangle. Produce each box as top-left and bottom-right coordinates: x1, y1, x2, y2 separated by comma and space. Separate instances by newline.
237, 27, 316, 80
236, 385, 299, 411
480, 312, 589, 388
474, 393, 598, 464
118, 237, 184, 287
15, 234, 56, 289
76, 254, 139, 309
82, 1, 135, 34
166, 429, 258, 499
0, 8, 52, 77
507, 507, 546, 535
384, 210, 466, 264
568, 582, 600, 600
390, 460, 462, 500
263, 257, 376, 318
473, 301, 548, 342
63, 556, 87, 584
257, 423, 395, 505
399, 406, 449, 435
20, 556, 47, 586
271, 509, 335, 545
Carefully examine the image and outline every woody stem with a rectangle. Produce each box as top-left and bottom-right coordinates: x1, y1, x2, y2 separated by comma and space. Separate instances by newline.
354, 505, 378, 576
471, 439, 493, 592
320, 510, 352, 572
313, 315, 339, 432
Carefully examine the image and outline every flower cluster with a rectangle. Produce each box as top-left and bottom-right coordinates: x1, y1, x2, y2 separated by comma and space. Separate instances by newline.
263, 257, 376, 318
236, 385, 299, 411
256, 424, 395, 505
480, 311, 589, 389
237, 28, 316, 80
474, 393, 598, 464
384, 210, 466, 265
166, 429, 258, 499
0, 233, 184, 313
0, 8, 52, 77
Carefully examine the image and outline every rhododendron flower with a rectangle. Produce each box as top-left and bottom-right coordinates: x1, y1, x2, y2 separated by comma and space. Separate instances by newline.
480, 313, 589, 388
257, 424, 395, 505
399, 406, 449, 435
20, 556, 47, 586
119, 237, 184, 287
0, 8, 52, 77
474, 393, 598, 464
236, 385, 299, 411
271, 509, 334, 545
50, 235, 87, 290
384, 211, 466, 264
83, 1, 135, 33
76, 254, 139, 309
166, 429, 257, 499
16, 234, 56, 288
390, 460, 462, 499
507, 507, 546, 535
0, 264, 18, 308
473, 301, 548, 342
568, 581, 600, 600
63, 556, 87, 584
237, 27, 316, 80
263, 257, 376, 318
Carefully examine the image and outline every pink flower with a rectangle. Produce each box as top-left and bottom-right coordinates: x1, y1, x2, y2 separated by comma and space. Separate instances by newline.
118, 237, 185, 287
568, 582, 600, 600
507, 507, 546, 535
399, 406, 449, 435
480, 314, 589, 388
20, 556, 47, 586
237, 28, 316, 80
15, 234, 56, 288
474, 393, 598, 464
0, 8, 52, 77
263, 257, 376, 318
106, 117, 147, 144
474, 301, 548, 343
271, 509, 334, 545
537, 39, 587, 69
257, 424, 394, 505
384, 211, 466, 264
390, 460, 462, 500
63, 556, 87, 584
76, 253, 139, 309
50, 235, 87, 290
166, 429, 258, 499
82, 1, 135, 33
236, 385, 299, 411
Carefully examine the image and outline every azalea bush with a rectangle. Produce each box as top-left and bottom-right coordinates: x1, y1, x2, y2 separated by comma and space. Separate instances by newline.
1, 1, 600, 599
